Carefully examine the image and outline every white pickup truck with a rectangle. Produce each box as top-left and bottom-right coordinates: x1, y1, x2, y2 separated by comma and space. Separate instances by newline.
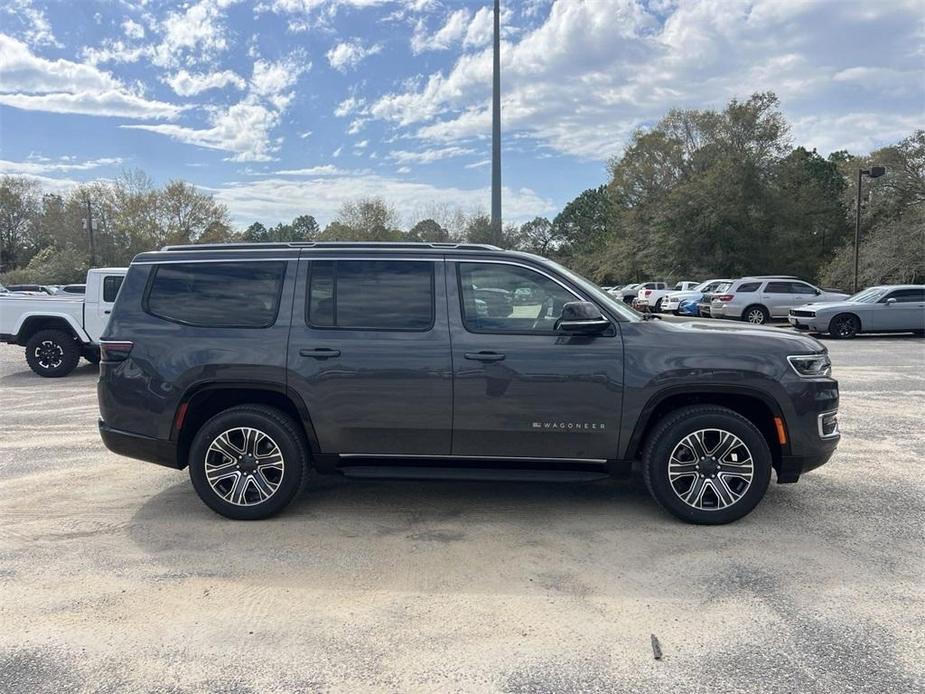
0, 267, 127, 377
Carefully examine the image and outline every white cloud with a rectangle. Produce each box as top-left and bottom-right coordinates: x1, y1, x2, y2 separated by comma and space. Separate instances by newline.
368, 0, 925, 160
152, 0, 240, 67
0, 34, 183, 119
411, 8, 469, 54
274, 165, 347, 175
1, 0, 58, 47
334, 95, 366, 117
210, 173, 553, 227
122, 19, 145, 40
0, 157, 123, 175
326, 39, 383, 73
123, 54, 308, 160
389, 146, 474, 164
165, 69, 247, 96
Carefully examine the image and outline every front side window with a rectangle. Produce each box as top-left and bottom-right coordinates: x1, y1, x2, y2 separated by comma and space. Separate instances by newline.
765, 281, 789, 294
885, 288, 925, 303
789, 282, 816, 294
458, 262, 578, 334
308, 260, 434, 331
145, 262, 286, 328
103, 275, 123, 303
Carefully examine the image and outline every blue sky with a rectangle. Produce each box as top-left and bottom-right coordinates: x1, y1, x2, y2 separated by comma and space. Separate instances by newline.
0, 0, 922, 228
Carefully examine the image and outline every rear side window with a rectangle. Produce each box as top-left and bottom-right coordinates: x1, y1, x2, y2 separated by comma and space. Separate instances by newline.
737, 282, 761, 293
764, 281, 789, 293
145, 262, 286, 328
103, 276, 123, 303
308, 260, 434, 331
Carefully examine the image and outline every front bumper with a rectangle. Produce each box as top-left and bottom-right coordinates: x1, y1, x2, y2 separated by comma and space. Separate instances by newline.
99, 420, 181, 469
775, 377, 840, 482
788, 315, 826, 332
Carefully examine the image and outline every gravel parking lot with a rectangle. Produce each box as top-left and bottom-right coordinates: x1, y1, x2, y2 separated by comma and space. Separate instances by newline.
1, 335, 923, 693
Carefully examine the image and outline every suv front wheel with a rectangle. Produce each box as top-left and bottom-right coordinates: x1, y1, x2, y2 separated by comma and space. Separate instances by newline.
188, 405, 309, 520
642, 405, 772, 524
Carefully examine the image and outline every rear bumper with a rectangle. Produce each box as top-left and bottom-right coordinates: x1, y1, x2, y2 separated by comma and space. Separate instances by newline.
99, 420, 182, 469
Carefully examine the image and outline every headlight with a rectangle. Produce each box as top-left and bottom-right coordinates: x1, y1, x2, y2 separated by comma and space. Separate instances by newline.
787, 354, 831, 377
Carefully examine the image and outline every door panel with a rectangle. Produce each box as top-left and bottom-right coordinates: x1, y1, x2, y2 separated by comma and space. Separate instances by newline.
288, 257, 453, 455
448, 261, 623, 460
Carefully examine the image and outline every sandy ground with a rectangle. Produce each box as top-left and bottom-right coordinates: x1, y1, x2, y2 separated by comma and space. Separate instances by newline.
0, 335, 923, 693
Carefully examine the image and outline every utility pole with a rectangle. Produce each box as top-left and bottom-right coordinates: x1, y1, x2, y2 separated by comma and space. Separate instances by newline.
853, 165, 885, 293
490, 0, 502, 245
84, 198, 96, 267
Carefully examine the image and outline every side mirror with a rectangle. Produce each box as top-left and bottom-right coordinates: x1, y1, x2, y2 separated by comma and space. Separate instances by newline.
555, 301, 610, 335
885, 297, 896, 306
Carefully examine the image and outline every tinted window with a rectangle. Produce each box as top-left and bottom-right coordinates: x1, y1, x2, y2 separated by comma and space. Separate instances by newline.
789, 282, 816, 294
458, 262, 578, 334
146, 262, 286, 328
737, 282, 761, 293
308, 260, 434, 331
765, 281, 789, 293
885, 288, 925, 303
103, 276, 123, 303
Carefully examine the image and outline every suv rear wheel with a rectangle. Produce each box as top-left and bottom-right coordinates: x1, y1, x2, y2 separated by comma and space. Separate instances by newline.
25, 329, 81, 377
642, 405, 772, 524
742, 305, 769, 325
188, 405, 309, 520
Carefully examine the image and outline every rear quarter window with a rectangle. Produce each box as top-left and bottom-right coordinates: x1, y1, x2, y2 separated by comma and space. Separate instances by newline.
737, 282, 762, 293
144, 261, 286, 328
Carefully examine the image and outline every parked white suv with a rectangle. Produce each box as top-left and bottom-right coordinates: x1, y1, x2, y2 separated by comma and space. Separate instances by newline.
635, 281, 698, 311
711, 278, 849, 324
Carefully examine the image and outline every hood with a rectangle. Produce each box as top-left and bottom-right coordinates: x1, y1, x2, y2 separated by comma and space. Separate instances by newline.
652, 316, 825, 353
794, 299, 861, 312
666, 291, 701, 301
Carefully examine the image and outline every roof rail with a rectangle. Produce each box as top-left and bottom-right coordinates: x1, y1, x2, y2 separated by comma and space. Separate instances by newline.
160, 241, 502, 252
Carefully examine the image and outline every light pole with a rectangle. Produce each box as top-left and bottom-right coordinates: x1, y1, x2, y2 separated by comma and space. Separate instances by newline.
853, 165, 885, 292
490, 0, 502, 245
83, 198, 96, 267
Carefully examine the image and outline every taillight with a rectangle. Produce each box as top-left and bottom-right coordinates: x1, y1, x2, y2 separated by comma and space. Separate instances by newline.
715, 294, 734, 302
644, 289, 653, 296
100, 340, 133, 362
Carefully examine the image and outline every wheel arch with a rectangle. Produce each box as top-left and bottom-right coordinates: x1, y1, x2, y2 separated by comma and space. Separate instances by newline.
16, 314, 86, 345
172, 382, 321, 470
626, 385, 788, 472
829, 311, 862, 333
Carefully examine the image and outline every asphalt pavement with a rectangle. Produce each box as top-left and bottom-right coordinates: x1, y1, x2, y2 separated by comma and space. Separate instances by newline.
0, 334, 922, 693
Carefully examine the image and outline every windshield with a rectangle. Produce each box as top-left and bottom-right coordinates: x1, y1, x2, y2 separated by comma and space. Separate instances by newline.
695, 280, 724, 292
710, 283, 731, 294
543, 259, 643, 322
846, 287, 887, 303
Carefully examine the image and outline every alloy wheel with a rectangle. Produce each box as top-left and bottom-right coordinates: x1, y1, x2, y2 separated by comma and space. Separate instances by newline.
668, 428, 754, 511
833, 316, 857, 337
747, 309, 766, 324
34, 340, 64, 370
205, 427, 285, 506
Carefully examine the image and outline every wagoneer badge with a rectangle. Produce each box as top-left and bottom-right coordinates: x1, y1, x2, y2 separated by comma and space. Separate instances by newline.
532, 422, 606, 430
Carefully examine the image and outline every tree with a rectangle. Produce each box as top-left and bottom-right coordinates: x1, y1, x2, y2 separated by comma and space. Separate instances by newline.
159, 180, 231, 246
407, 218, 449, 242
0, 176, 41, 270
518, 216, 560, 254
290, 214, 320, 241
243, 222, 269, 241
334, 197, 403, 240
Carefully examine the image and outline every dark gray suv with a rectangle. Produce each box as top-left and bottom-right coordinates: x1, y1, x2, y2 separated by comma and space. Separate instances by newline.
98, 242, 840, 524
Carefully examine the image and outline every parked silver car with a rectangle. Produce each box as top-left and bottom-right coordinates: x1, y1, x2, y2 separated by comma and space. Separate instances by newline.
789, 285, 925, 338
711, 278, 849, 324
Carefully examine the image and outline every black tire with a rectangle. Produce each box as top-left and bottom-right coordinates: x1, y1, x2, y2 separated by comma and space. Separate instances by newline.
654, 298, 664, 312
188, 405, 309, 520
742, 305, 769, 325
828, 313, 859, 338
24, 329, 81, 377
642, 405, 772, 525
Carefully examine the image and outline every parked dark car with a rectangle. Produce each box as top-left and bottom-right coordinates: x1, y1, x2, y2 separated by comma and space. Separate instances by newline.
98, 242, 840, 525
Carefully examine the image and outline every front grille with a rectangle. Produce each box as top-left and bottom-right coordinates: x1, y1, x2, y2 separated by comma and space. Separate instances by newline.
791, 310, 815, 318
